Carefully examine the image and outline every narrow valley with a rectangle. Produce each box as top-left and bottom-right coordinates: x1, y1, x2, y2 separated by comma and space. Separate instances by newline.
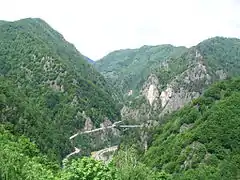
1, 17, 240, 180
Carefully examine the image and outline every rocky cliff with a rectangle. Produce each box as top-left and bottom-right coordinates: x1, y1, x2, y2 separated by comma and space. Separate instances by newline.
119, 38, 240, 125
96, 37, 240, 153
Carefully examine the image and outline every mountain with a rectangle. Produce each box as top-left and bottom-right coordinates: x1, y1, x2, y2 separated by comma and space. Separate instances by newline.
83, 55, 95, 64
143, 77, 240, 179
1, 17, 240, 179
95, 37, 240, 179
0, 18, 120, 162
96, 37, 240, 125
0, 20, 7, 26
2, 77, 240, 180
95, 45, 187, 96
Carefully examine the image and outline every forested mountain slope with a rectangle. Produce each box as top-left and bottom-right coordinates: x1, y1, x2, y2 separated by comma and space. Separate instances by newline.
83, 55, 95, 64
1, 17, 240, 180
2, 77, 240, 179
95, 45, 187, 96
144, 77, 240, 179
0, 125, 118, 180
96, 37, 240, 125
96, 37, 240, 97
0, 18, 120, 162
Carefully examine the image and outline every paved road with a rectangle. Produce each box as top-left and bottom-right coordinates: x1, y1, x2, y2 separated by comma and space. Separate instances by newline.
69, 121, 142, 140
65, 147, 80, 159
65, 121, 142, 160
92, 146, 118, 161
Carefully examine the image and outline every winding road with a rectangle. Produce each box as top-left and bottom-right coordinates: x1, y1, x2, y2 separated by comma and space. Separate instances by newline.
91, 146, 118, 161
69, 121, 142, 140
65, 147, 81, 159
65, 120, 143, 160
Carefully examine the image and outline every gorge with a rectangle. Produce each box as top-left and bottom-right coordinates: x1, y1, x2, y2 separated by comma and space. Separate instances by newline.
1, 18, 240, 179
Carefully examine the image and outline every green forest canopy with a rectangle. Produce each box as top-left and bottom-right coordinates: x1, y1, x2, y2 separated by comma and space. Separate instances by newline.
0, 18, 120, 163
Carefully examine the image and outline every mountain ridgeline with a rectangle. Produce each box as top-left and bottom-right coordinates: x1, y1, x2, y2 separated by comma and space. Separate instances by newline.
94, 37, 240, 179
95, 37, 240, 124
95, 45, 187, 97
95, 37, 240, 98
0, 18, 120, 162
1, 17, 240, 180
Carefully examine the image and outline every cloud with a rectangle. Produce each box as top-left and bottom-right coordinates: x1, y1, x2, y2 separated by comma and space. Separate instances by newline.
0, 0, 240, 59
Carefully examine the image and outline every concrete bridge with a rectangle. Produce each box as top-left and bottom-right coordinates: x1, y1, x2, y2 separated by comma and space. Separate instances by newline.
69, 121, 142, 140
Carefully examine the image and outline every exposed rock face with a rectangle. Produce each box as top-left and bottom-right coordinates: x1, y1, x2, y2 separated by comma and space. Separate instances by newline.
99, 118, 120, 140
81, 118, 120, 151
147, 84, 158, 106
84, 118, 94, 131
160, 86, 173, 108
121, 58, 212, 122
119, 49, 229, 152
91, 146, 118, 164
80, 111, 94, 131
183, 62, 209, 83
100, 118, 113, 128
121, 105, 142, 122
159, 87, 200, 117
121, 75, 160, 122
158, 62, 208, 116
142, 74, 160, 106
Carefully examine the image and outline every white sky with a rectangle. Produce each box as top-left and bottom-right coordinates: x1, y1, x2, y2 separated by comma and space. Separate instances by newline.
1, 0, 240, 60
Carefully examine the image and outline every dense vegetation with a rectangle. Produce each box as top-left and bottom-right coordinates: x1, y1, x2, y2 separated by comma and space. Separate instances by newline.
0, 125, 116, 179
96, 37, 240, 178
144, 77, 240, 179
1, 125, 169, 180
95, 37, 240, 99
1, 17, 240, 179
2, 75, 239, 179
0, 126, 58, 179
95, 45, 187, 97
198, 37, 240, 76
0, 18, 120, 162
